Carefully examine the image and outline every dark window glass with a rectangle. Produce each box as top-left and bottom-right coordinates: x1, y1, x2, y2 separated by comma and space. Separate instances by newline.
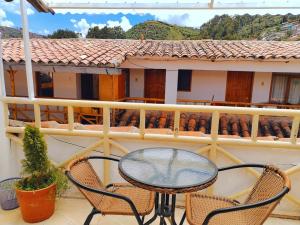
177, 70, 192, 91
36, 72, 53, 97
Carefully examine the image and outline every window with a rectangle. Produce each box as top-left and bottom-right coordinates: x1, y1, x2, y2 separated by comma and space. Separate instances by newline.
270, 73, 300, 104
36, 72, 54, 97
177, 70, 192, 91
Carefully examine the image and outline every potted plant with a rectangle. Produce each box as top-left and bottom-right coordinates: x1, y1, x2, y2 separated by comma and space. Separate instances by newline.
16, 125, 68, 223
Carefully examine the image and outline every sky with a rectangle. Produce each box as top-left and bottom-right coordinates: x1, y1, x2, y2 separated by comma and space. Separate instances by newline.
0, 0, 300, 37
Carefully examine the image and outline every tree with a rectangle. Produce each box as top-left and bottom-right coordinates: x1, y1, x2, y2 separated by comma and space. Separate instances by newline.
48, 29, 78, 39
86, 26, 126, 39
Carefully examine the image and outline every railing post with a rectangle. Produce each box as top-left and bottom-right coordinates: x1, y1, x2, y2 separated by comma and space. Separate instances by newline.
290, 116, 300, 145
139, 109, 145, 138
207, 111, 219, 195
67, 105, 74, 131
251, 114, 259, 142
3, 103, 9, 127
174, 110, 180, 137
34, 103, 41, 128
103, 106, 110, 185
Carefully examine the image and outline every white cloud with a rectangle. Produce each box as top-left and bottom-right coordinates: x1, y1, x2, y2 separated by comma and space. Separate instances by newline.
26, 8, 35, 16
106, 16, 132, 31
43, 29, 50, 35
73, 18, 90, 37
0, 9, 14, 27
0, 1, 34, 16
72, 16, 133, 37
37, 29, 50, 35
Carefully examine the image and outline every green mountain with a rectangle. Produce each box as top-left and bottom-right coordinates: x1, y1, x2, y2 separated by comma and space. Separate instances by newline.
125, 14, 300, 41
199, 14, 300, 41
125, 21, 200, 40
0, 26, 43, 38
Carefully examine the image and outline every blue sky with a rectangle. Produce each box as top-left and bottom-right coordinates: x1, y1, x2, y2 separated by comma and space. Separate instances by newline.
0, 0, 300, 37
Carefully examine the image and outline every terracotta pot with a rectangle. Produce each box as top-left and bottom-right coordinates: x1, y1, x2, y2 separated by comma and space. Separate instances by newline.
16, 183, 56, 223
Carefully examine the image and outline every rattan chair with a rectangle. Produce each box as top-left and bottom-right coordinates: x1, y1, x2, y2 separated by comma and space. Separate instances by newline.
184, 164, 291, 225
65, 156, 155, 225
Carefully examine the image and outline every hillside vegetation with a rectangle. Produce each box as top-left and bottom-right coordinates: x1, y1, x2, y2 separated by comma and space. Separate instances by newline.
2, 14, 300, 41
198, 14, 300, 40
0, 26, 43, 38
125, 21, 200, 40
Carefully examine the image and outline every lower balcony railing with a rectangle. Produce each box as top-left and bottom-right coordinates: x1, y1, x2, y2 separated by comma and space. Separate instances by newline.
2, 96, 300, 218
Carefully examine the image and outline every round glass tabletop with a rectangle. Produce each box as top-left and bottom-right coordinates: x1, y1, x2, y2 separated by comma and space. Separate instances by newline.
118, 148, 218, 193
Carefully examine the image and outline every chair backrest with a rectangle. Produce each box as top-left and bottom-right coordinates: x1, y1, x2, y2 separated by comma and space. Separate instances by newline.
68, 158, 105, 208
241, 166, 290, 224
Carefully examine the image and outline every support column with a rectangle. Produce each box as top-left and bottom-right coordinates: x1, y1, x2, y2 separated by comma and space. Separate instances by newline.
165, 69, 178, 104
20, 0, 35, 100
0, 32, 11, 180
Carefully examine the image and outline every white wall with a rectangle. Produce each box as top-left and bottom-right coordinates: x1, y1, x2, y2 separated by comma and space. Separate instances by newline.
53, 72, 78, 99
177, 70, 227, 101
165, 70, 178, 104
252, 72, 272, 103
129, 69, 144, 98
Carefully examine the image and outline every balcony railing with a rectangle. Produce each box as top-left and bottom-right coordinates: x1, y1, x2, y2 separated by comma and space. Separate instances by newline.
2, 96, 300, 218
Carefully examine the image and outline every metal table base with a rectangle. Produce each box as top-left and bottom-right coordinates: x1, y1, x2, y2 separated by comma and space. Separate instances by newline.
144, 193, 185, 225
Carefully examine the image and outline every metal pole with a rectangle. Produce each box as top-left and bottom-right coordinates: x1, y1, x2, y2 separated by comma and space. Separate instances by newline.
20, 0, 35, 100
0, 31, 11, 180
0, 32, 6, 97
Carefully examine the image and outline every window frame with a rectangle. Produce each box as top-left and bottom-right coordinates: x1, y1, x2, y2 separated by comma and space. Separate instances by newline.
269, 73, 300, 105
35, 71, 54, 98
177, 70, 192, 92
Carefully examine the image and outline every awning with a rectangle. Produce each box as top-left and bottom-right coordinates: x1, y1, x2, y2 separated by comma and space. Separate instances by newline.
44, 0, 300, 10
27, 0, 54, 14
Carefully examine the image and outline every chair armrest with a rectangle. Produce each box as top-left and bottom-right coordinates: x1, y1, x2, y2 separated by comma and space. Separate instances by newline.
87, 155, 120, 162
202, 186, 290, 225
218, 163, 266, 172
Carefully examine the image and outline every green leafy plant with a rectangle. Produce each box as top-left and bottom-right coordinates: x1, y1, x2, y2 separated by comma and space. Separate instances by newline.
16, 125, 68, 196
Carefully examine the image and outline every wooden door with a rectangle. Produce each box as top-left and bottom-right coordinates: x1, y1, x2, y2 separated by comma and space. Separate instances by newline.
99, 74, 125, 101
144, 69, 166, 100
226, 71, 254, 103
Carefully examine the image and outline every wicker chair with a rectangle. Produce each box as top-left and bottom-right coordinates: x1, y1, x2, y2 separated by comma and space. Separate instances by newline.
65, 156, 155, 225
184, 164, 291, 225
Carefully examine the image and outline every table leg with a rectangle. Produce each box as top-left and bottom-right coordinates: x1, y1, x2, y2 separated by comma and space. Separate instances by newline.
170, 195, 177, 225
144, 193, 178, 225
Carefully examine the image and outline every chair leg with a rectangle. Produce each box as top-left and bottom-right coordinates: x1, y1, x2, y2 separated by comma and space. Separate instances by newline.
84, 208, 100, 225
141, 216, 145, 223
179, 211, 186, 225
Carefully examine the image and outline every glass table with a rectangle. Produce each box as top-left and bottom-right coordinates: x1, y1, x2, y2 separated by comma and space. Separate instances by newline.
118, 148, 218, 225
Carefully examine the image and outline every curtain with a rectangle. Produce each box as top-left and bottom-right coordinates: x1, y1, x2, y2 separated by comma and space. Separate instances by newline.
270, 75, 288, 103
288, 78, 300, 104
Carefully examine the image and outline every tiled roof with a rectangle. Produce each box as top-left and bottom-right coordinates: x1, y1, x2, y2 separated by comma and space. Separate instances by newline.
2, 38, 300, 67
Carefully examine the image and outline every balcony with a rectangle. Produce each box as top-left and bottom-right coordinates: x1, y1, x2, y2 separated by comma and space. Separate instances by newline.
1, 96, 300, 224
0, 1, 300, 224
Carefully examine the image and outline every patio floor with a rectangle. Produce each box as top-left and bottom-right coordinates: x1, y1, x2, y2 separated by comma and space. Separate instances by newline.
1, 198, 299, 225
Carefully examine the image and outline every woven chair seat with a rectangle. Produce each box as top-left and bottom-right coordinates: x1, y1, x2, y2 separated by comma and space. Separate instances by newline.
186, 194, 242, 225
68, 158, 155, 218
98, 183, 155, 216
185, 166, 290, 225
